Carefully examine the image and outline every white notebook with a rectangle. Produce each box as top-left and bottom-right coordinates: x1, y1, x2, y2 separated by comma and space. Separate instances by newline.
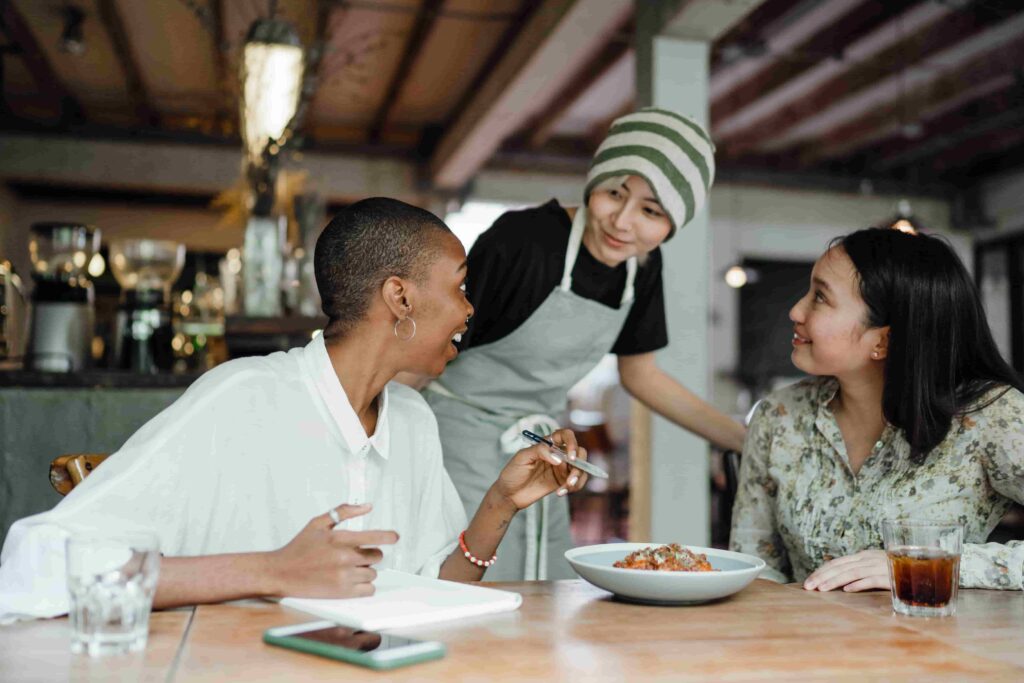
280, 570, 523, 631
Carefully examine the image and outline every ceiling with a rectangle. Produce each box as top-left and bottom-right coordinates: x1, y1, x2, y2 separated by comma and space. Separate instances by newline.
1, 0, 1023, 198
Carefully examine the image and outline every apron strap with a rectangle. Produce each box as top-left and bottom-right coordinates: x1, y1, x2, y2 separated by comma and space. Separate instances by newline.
424, 379, 478, 407
559, 208, 589, 292
502, 415, 559, 581
524, 497, 550, 581
622, 257, 637, 306
560, 206, 639, 306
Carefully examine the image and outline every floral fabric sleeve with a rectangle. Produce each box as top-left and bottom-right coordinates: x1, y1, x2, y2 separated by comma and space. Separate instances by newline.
729, 399, 791, 583
960, 542, 1024, 589
962, 389, 1024, 590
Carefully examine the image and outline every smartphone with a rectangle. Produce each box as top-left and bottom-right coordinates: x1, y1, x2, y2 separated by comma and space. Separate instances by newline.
263, 621, 445, 670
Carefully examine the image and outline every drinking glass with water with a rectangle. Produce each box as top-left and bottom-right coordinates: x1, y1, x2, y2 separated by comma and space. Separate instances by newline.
65, 532, 160, 656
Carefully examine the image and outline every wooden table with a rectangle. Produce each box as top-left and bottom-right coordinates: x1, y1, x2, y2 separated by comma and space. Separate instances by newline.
4, 580, 1024, 681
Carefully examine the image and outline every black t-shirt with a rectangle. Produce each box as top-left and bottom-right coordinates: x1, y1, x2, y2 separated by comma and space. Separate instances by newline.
460, 199, 669, 356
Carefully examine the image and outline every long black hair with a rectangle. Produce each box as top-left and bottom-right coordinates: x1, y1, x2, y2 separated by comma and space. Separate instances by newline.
837, 228, 1023, 462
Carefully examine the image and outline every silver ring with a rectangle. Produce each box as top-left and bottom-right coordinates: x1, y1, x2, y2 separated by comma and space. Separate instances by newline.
328, 507, 341, 525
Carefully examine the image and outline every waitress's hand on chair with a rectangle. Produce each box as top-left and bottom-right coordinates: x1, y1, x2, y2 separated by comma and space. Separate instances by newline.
494, 428, 589, 510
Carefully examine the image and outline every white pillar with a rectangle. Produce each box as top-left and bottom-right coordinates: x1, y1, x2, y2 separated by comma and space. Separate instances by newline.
636, 18, 712, 545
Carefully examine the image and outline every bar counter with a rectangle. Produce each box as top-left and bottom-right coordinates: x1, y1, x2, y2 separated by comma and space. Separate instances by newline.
0, 369, 201, 388
0, 371, 200, 543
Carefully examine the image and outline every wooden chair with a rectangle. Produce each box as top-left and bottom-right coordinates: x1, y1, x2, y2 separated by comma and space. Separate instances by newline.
723, 449, 742, 505
49, 454, 109, 496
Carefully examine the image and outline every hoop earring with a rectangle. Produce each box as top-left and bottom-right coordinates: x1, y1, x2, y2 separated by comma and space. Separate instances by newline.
394, 316, 416, 341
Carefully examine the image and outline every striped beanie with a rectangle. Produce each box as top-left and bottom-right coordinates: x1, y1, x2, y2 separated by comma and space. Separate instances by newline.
585, 107, 716, 239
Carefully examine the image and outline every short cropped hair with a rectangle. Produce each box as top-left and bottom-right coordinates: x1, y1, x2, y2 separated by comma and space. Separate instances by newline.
314, 197, 451, 338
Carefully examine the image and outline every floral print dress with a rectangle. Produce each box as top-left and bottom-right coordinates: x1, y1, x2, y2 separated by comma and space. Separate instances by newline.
730, 377, 1024, 589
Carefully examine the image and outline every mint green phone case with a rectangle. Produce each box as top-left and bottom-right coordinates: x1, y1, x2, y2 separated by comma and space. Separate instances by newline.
263, 626, 446, 670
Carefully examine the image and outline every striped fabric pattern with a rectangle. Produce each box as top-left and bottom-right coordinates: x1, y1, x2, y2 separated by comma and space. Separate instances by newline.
585, 108, 716, 238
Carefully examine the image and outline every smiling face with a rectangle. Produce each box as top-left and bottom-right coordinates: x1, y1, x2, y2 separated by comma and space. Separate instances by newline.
583, 175, 673, 267
402, 231, 474, 377
789, 247, 888, 378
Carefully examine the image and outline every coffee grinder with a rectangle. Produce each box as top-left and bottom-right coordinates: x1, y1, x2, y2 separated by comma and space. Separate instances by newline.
110, 239, 185, 373
26, 222, 100, 372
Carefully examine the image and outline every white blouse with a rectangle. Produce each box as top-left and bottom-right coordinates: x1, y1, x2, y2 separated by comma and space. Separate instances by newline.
0, 334, 467, 621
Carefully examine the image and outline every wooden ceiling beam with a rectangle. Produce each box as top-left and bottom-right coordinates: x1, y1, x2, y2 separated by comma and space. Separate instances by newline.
524, 31, 631, 150
723, 6, 1024, 158
209, 0, 234, 136
429, 0, 632, 190
798, 35, 1024, 171
711, 162, 956, 198
658, 0, 766, 41
872, 105, 1024, 174
368, 0, 444, 143
934, 126, 1024, 176
96, 0, 159, 128
805, 74, 1019, 166
585, 98, 633, 150
710, 0, 863, 103
714, 1, 953, 146
0, 0, 84, 124
942, 135, 1024, 181
711, 0, 817, 72
711, 0, 918, 125
291, 0, 339, 143
0, 131, 421, 203
429, 0, 543, 153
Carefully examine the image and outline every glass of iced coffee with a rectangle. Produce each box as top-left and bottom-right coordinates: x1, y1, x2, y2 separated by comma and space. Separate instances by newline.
881, 519, 963, 618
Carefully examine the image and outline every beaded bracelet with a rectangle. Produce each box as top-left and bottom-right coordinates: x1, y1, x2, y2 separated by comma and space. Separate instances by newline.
459, 530, 497, 568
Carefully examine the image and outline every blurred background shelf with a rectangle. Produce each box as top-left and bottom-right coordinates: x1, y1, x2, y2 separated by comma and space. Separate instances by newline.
0, 369, 200, 388
224, 315, 327, 358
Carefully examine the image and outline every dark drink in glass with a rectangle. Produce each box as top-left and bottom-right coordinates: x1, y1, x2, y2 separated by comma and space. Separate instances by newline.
888, 547, 959, 609
882, 520, 962, 617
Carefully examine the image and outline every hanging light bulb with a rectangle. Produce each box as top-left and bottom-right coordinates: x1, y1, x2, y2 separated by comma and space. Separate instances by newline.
724, 264, 761, 288
725, 266, 748, 289
87, 252, 106, 278
900, 121, 924, 139
239, 18, 304, 168
886, 199, 921, 235
891, 218, 917, 234
59, 6, 86, 56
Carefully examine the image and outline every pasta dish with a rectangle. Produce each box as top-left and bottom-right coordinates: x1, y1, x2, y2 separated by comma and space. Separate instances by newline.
613, 544, 716, 572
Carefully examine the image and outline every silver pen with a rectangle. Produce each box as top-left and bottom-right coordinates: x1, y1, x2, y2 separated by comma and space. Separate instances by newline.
521, 430, 609, 479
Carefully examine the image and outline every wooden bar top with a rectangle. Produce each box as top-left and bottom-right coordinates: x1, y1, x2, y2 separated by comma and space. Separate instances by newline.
3, 580, 1023, 681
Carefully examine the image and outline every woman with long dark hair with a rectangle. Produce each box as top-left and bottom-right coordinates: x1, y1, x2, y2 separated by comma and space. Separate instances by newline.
730, 227, 1024, 591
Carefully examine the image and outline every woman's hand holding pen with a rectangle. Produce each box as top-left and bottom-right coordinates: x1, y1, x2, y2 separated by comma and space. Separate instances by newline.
439, 429, 589, 581
264, 503, 397, 599
494, 428, 589, 510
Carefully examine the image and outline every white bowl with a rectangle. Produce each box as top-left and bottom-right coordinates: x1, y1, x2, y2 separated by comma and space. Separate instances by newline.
565, 543, 765, 605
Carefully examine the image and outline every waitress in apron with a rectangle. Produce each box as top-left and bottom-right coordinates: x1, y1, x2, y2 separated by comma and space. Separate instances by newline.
425, 108, 746, 580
